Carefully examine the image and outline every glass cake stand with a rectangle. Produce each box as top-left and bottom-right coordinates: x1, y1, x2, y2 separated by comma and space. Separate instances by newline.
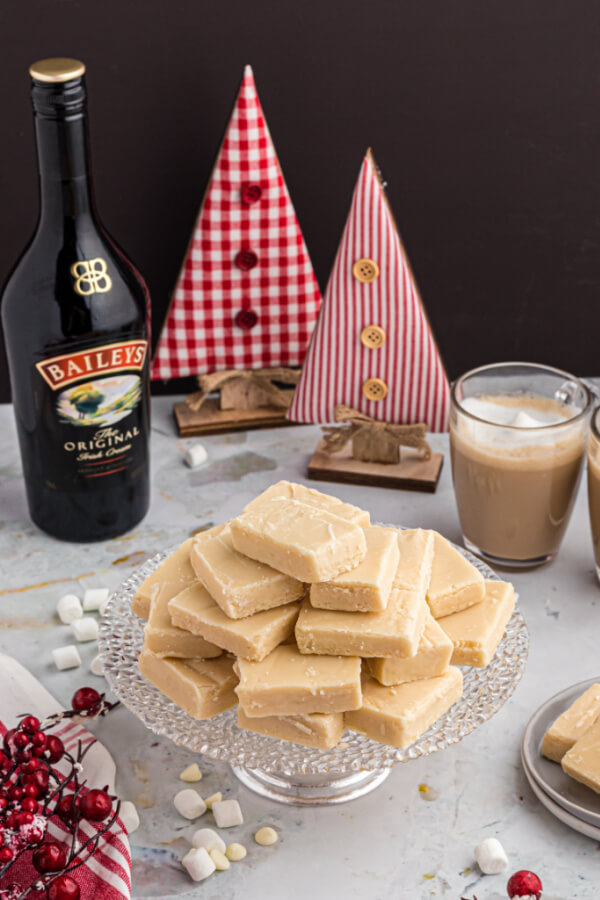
98, 541, 529, 807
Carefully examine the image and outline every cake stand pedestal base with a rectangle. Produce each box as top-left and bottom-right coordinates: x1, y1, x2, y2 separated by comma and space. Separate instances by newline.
230, 765, 390, 806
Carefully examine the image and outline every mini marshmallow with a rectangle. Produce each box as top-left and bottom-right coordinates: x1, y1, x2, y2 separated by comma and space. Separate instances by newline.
212, 799, 243, 828
174, 789, 206, 820
182, 847, 215, 882
184, 443, 208, 469
180, 763, 202, 782
192, 828, 226, 854
90, 654, 105, 677
119, 800, 140, 834
98, 595, 110, 616
52, 645, 82, 671
474, 837, 509, 875
204, 792, 222, 810
209, 848, 230, 870
71, 616, 99, 642
83, 588, 109, 612
225, 842, 247, 861
255, 826, 278, 846
57, 594, 83, 625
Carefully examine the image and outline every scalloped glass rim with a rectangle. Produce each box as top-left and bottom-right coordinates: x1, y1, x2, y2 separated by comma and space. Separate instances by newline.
98, 537, 529, 775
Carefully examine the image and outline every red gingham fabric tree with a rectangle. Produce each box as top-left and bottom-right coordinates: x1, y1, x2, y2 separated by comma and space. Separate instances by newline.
152, 65, 322, 380
287, 149, 450, 431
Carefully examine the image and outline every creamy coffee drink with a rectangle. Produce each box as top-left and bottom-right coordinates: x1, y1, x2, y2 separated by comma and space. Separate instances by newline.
451, 394, 586, 564
587, 412, 600, 578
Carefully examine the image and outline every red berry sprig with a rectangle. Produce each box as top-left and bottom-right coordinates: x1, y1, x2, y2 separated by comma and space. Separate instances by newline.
0, 686, 121, 899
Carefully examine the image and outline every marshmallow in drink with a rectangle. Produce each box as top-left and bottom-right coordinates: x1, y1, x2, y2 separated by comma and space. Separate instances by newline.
474, 837, 509, 874
57, 594, 83, 625
83, 587, 109, 611
181, 847, 215, 881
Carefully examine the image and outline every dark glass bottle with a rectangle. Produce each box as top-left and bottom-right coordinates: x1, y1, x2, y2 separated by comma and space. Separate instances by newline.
1, 58, 151, 542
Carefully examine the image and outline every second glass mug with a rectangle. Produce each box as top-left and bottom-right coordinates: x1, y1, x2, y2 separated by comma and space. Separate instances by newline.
450, 362, 592, 568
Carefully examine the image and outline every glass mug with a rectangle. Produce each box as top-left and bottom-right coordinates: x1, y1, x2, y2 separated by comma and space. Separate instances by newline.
587, 406, 600, 582
450, 362, 591, 568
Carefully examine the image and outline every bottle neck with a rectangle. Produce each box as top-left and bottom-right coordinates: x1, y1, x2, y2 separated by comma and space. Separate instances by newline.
34, 112, 96, 226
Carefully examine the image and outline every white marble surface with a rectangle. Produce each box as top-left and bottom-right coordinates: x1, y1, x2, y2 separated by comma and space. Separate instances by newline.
0, 397, 597, 900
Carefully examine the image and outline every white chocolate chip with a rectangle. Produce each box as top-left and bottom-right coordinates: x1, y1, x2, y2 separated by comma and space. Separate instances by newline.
204, 792, 222, 810
180, 763, 202, 782
474, 837, 509, 875
71, 616, 99, 642
181, 847, 215, 881
184, 443, 208, 469
225, 843, 247, 862
119, 800, 140, 834
57, 594, 83, 625
52, 645, 82, 671
254, 826, 278, 846
212, 799, 243, 828
174, 789, 206, 820
192, 828, 226, 854
83, 588, 109, 612
90, 654, 105, 677
209, 848, 230, 871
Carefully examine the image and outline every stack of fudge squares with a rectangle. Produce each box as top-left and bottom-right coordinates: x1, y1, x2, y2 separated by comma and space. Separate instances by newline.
133, 482, 515, 751
542, 683, 600, 795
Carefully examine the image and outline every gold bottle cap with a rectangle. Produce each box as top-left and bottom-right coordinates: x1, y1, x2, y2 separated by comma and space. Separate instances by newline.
29, 58, 86, 83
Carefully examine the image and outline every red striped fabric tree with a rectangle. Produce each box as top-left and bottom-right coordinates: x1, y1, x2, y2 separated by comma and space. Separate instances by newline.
288, 149, 450, 432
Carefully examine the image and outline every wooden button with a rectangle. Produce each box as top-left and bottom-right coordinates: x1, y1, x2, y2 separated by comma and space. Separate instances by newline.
352, 258, 379, 283
362, 377, 388, 401
360, 325, 386, 349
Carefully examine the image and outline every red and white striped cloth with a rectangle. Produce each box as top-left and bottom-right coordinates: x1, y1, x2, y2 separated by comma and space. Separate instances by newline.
0, 654, 131, 899
152, 64, 322, 379
287, 150, 450, 431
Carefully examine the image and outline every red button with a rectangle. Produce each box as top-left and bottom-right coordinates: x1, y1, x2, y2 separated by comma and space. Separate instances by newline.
241, 182, 262, 205
235, 249, 258, 271
235, 309, 258, 330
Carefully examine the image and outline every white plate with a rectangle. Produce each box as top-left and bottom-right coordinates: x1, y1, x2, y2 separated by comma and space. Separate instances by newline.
521, 678, 600, 828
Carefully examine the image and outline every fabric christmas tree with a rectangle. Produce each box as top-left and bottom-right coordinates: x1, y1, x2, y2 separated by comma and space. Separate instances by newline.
287, 149, 450, 432
152, 65, 322, 380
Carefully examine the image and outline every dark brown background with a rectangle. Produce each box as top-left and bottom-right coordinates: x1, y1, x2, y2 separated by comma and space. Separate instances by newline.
1, 0, 598, 401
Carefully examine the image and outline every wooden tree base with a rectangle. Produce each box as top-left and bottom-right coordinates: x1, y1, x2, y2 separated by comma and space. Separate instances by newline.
308, 440, 443, 492
174, 398, 293, 437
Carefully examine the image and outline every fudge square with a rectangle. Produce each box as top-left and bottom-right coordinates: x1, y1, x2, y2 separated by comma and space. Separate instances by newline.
345, 668, 463, 749
310, 525, 399, 612
143, 579, 222, 660
235, 643, 362, 717
132, 538, 197, 620
426, 532, 485, 618
438, 580, 515, 667
190, 522, 304, 619
243, 480, 370, 527
561, 720, 600, 794
138, 649, 237, 720
169, 583, 300, 662
230, 497, 367, 583
295, 586, 428, 658
542, 683, 600, 763
237, 707, 345, 750
367, 611, 453, 686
